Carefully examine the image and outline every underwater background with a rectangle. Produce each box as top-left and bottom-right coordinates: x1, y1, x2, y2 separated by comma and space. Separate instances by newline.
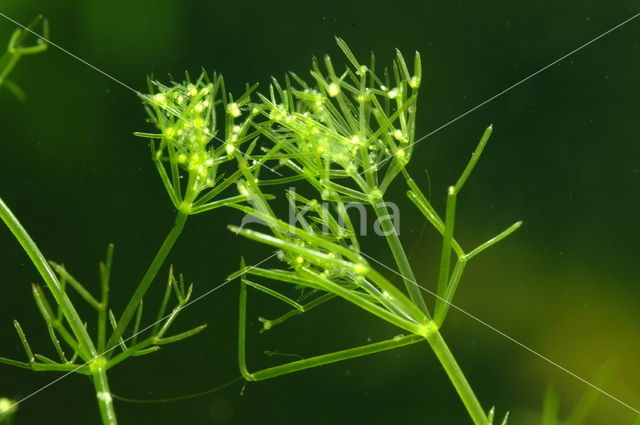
1, 1, 639, 424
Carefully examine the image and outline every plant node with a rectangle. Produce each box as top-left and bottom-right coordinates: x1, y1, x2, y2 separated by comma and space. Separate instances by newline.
89, 356, 108, 373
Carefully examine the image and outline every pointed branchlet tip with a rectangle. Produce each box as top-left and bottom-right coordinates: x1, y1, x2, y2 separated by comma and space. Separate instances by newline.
334, 35, 344, 44
484, 124, 494, 138
486, 407, 509, 425
238, 257, 247, 279
500, 411, 510, 425
487, 406, 495, 423
414, 50, 422, 68
224, 256, 247, 281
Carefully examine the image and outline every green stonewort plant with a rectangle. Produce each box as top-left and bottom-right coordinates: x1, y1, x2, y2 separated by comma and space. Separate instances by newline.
229, 39, 521, 425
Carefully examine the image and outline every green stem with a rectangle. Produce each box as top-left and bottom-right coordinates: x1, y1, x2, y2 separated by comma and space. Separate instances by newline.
425, 330, 488, 425
434, 186, 457, 321
250, 333, 423, 381
434, 259, 467, 326
97, 245, 113, 352
106, 211, 187, 351
237, 279, 251, 380
92, 365, 118, 425
239, 278, 423, 381
0, 52, 20, 88
372, 201, 430, 317
0, 198, 96, 359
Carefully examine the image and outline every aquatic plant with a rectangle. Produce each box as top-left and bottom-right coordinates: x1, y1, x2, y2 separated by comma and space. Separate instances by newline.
1, 17, 633, 422
229, 39, 520, 425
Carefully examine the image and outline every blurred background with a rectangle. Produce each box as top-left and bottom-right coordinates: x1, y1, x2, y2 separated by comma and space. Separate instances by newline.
1, 1, 639, 424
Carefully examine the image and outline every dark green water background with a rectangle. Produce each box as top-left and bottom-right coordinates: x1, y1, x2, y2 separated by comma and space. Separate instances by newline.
1, 1, 639, 424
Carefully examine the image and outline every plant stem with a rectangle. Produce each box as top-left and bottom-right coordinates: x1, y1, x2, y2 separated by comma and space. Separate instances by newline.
425, 330, 488, 425
0, 52, 20, 88
238, 279, 424, 381
106, 211, 188, 351
92, 364, 117, 425
372, 201, 430, 317
434, 187, 457, 322
0, 198, 97, 359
